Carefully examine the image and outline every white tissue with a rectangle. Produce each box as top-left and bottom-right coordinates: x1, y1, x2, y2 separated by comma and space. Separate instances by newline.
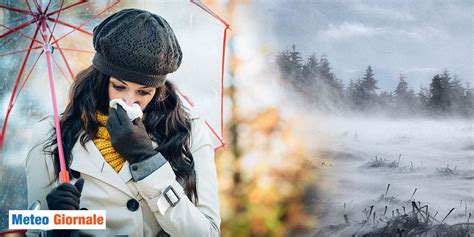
109, 99, 143, 121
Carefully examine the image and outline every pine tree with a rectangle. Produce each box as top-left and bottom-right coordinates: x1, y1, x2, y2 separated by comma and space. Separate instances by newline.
394, 74, 409, 97
277, 48, 346, 112
418, 85, 430, 108
302, 54, 319, 79
289, 44, 303, 73
318, 54, 336, 82
393, 74, 418, 115
361, 65, 378, 93
276, 45, 304, 78
439, 69, 453, 112
429, 74, 447, 114
429, 69, 457, 115
349, 78, 366, 110
276, 45, 305, 95
346, 80, 357, 108
378, 90, 394, 114
357, 65, 379, 110
276, 50, 292, 77
449, 75, 465, 115
464, 83, 474, 117
333, 78, 345, 101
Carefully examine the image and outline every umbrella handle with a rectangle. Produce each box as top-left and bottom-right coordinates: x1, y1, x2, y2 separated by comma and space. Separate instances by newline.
60, 170, 70, 183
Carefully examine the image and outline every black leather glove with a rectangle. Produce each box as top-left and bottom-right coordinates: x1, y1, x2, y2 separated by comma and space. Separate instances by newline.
106, 104, 157, 164
47, 229, 80, 237
46, 179, 84, 237
46, 178, 84, 210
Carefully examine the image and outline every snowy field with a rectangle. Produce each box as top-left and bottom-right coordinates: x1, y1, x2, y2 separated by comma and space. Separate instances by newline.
302, 115, 474, 234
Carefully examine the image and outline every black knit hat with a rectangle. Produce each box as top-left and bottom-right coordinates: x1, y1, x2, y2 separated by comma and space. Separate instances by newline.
92, 9, 182, 88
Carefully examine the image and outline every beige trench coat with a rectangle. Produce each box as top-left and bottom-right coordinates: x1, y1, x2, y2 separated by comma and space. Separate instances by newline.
25, 113, 221, 236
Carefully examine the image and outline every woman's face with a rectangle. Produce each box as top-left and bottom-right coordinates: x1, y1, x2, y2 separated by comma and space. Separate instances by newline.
108, 77, 157, 111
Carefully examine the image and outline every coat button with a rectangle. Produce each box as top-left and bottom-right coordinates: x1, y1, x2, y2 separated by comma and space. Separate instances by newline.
131, 164, 138, 171
71, 170, 81, 179
127, 199, 139, 212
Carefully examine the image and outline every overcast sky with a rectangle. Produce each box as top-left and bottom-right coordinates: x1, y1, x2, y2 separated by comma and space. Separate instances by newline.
245, 0, 473, 91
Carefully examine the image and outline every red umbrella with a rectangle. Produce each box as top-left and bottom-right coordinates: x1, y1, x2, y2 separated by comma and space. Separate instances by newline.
0, 0, 230, 183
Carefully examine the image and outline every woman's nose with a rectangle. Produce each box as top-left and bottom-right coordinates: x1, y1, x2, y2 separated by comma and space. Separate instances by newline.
122, 94, 137, 106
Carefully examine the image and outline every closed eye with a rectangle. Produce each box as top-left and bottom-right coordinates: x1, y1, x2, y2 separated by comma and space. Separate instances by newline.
138, 90, 151, 96
113, 84, 126, 91
112, 82, 152, 96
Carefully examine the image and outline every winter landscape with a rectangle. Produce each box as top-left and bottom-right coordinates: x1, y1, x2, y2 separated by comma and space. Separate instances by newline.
307, 116, 473, 235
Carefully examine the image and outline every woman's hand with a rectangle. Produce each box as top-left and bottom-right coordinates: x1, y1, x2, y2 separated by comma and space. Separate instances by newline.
46, 178, 84, 210
106, 104, 158, 164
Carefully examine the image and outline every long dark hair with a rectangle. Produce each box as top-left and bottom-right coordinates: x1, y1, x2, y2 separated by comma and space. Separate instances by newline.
44, 66, 198, 203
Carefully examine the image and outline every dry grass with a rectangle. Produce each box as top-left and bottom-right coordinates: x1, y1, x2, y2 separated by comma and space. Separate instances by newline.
316, 185, 473, 236
317, 204, 472, 236
362, 155, 401, 169
361, 154, 419, 173
436, 165, 458, 176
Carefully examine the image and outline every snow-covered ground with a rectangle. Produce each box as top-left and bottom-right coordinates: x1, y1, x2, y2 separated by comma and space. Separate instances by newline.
302, 115, 473, 228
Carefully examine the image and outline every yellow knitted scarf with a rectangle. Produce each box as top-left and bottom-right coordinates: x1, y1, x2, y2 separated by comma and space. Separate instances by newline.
93, 112, 126, 172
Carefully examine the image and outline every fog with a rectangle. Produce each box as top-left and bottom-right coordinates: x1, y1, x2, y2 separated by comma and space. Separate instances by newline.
304, 116, 473, 225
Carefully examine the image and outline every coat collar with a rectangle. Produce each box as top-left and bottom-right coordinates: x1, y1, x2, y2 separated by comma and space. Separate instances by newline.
68, 136, 159, 198
69, 138, 135, 197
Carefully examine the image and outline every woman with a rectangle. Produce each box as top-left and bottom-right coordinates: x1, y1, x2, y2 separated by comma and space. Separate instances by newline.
25, 9, 220, 237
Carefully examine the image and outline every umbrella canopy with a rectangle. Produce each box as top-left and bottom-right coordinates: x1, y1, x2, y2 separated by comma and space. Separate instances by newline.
0, 0, 229, 156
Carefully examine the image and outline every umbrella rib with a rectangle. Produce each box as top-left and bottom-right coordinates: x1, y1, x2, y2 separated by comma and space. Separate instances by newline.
47, 0, 66, 42
177, 90, 226, 149
6, 24, 41, 107
0, 46, 42, 57
219, 26, 230, 140
46, 17, 92, 36
49, 0, 121, 44
45, 17, 85, 80
0, 23, 41, 149
12, 50, 45, 106
24, 0, 34, 14
43, 0, 53, 14
0, 18, 38, 39
50, 52, 73, 85
0, 5, 34, 15
177, 88, 195, 107
53, 48, 94, 54
0, 23, 43, 44
49, 33, 76, 81
204, 119, 226, 148
46, 0, 88, 16
191, 0, 230, 28
32, 0, 42, 14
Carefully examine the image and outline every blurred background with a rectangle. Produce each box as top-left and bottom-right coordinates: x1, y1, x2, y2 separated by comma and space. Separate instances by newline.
1, 0, 473, 236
